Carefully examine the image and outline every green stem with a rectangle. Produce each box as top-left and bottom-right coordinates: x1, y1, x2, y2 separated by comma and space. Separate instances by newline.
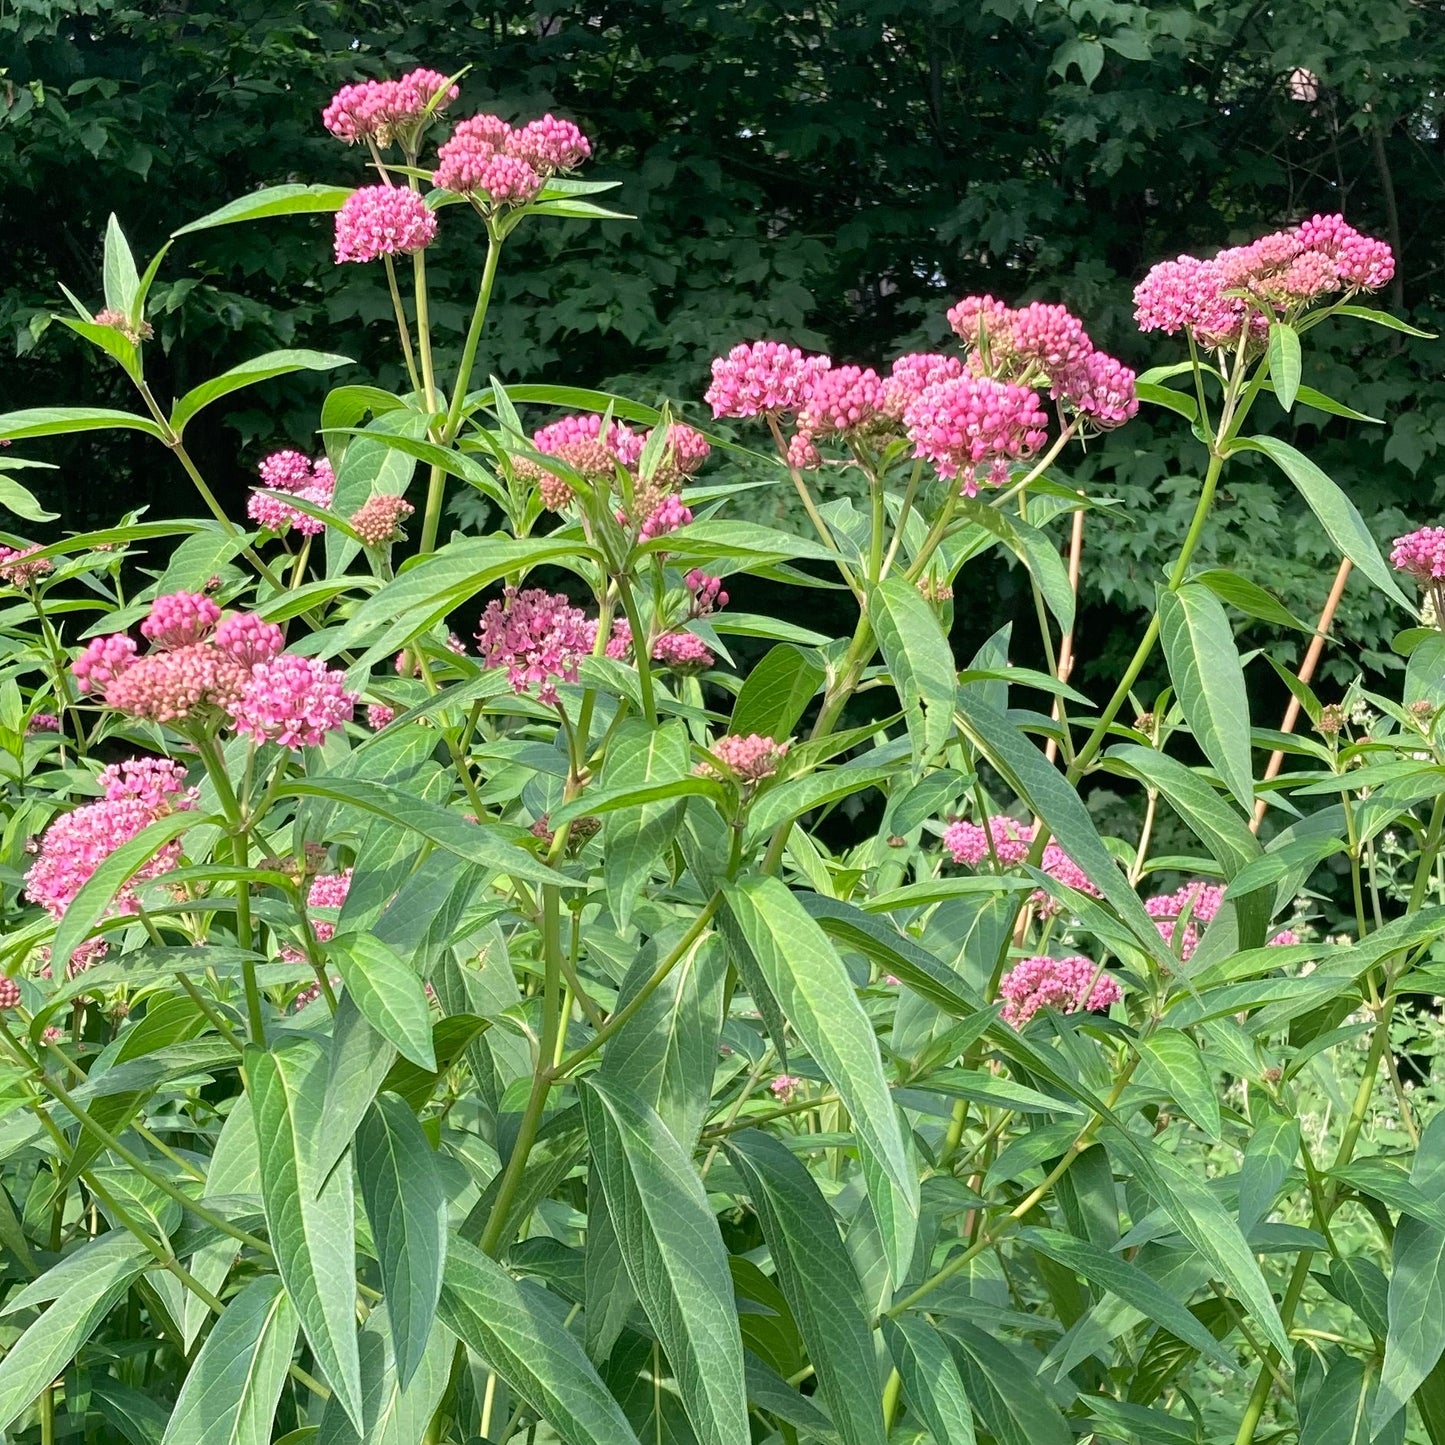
442, 229, 503, 445
382, 253, 423, 400
614, 572, 657, 726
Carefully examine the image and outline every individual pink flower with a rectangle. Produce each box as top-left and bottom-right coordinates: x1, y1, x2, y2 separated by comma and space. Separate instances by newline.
652, 632, 714, 670
1144, 881, 1223, 962
229, 654, 356, 749
1000, 955, 1121, 1027
604, 617, 633, 660
882, 353, 964, 419
796, 365, 887, 437
366, 703, 395, 730
705, 341, 831, 419
104, 645, 247, 725
1032, 842, 1103, 915
686, 571, 728, 615
770, 1074, 804, 1103
508, 114, 592, 174
72, 634, 138, 693
350, 493, 415, 546
476, 586, 596, 706
433, 113, 514, 191
943, 815, 1035, 867
903, 374, 1049, 494
214, 613, 285, 668
0, 545, 52, 588
333, 185, 438, 264
1391, 527, 1445, 583
140, 591, 221, 650
697, 733, 790, 782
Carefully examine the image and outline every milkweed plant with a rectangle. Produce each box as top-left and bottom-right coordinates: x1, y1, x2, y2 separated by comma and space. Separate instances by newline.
0, 63, 1442, 1445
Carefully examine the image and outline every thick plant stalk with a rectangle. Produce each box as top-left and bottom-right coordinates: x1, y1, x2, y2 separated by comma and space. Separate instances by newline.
1250, 557, 1352, 834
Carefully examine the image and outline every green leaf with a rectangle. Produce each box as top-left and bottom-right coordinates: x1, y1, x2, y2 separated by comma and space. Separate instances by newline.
957, 500, 1077, 633
103, 213, 141, 317
721, 875, 918, 1280
0, 406, 167, 442
1136, 1029, 1221, 1139
315, 1307, 452, 1445
1193, 568, 1310, 631
248, 1040, 364, 1430
173, 183, 354, 237
0, 1237, 148, 1432
582, 1077, 750, 1445
1268, 323, 1302, 410
329, 933, 435, 1071
1376, 1113, 1445, 1429
1237, 1113, 1300, 1236
355, 1094, 447, 1389
1135, 382, 1199, 422
1334, 304, 1436, 338
1302, 1352, 1394, 1445
90, 1379, 171, 1445
942, 1320, 1072, 1445
315, 994, 398, 1187
1105, 1125, 1290, 1357
640, 518, 840, 567
438, 1235, 644, 1445
883, 1313, 977, 1445
1019, 1228, 1236, 1372
0, 473, 59, 522
160, 1277, 299, 1445
915, 1066, 1084, 1116
1158, 583, 1254, 812
1236, 435, 1411, 608
601, 719, 691, 930
870, 576, 957, 766
1289, 384, 1383, 425
170, 349, 352, 434
729, 644, 824, 742
726, 1131, 885, 1445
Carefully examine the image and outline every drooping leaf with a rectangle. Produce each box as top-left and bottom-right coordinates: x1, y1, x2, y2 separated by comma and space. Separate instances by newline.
728, 644, 825, 741
329, 933, 435, 1071
869, 576, 957, 766
883, 1313, 977, 1445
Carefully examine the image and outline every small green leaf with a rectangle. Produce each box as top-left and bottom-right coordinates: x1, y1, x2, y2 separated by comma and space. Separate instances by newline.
1268, 323, 1302, 411
1193, 568, 1310, 631
103, 213, 141, 318
1237, 1113, 1301, 1236
1137, 1029, 1221, 1139
0, 474, 59, 523
173, 183, 354, 237
729, 644, 825, 742
329, 933, 435, 1071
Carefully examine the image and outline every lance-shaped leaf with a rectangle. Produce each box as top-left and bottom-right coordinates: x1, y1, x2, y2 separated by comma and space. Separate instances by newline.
248, 1040, 364, 1430
883, 1313, 977, 1445
329, 933, 434, 1071
170, 349, 353, 433
729, 643, 825, 741
726, 1130, 885, 1445
161, 1277, 299, 1445
1136, 1029, 1222, 1139
173, 182, 354, 236
870, 576, 957, 765
942, 1320, 1071, 1445
316, 1306, 452, 1445
1237, 1113, 1300, 1237
1268, 323, 1302, 410
581, 1077, 749, 1445
438, 1236, 644, 1445
722, 875, 919, 1279
0, 406, 168, 442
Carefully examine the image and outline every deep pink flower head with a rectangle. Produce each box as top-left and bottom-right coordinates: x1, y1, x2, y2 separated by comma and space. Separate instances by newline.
882, 353, 964, 419
1133, 255, 1245, 347
229, 654, 357, 749
214, 613, 285, 669
72, 634, 138, 693
508, 114, 591, 174
637, 422, 711, 483
1032, 841, 1103, 916
99, 757, 196, 811
141, 591, 221, 650
307, 869, 353, 947
0, 545, 52, 588
249, 453, 335, 535
787, 431, 821, 471
257, 450, 312, 491
698, 733, 790, 782
0, 977, 18, 1010
652, 631, 714, 671
366, 703, 395, 730
1008, 302, 1093, 382
322, 69, 458, 144
604, 616, 633, 660
334, 185, 437, 264
105, 645, 247, 725
1144, 881, 1224, 962
797, 365, 887, 437
433, 113, 513, 190
944, 815, 1035, 867
903, 374, 1049, 494
476, 586, 596, 706
637, 493, 693, 542
351, 493, 415, 546
1296, 213, 1395, 291
1000, 955, 1121, 1027
1391, 527, 1445, 583
705, 342, 831, 419
27, 714, 60, 734
1063, 351, 1139, 430
946, 295, 1012, 350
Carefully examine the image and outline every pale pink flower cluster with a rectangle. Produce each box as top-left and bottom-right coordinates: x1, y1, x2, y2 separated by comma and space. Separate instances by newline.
1145, 880, 1225, 961
0, 544, 52, 588
249, 451, 336, 535
522, 414, 622, 509
1135, 213, 1394, 347
231, 654, 357, 749
27, 714, 60, 734
651, 631, 714, 671
323, 69, 458, 144
476, 586, 595, 705
944, 815, 1034, 866
282, 869, 353, 977
1391, 527, 1445, 583
366, 703, 395, 730
24, 758, 197, 920
697, 733, 790, 782
350, 493, 414, 547
433, 112, 590, 203
903, 375, 1050, 495
102, 644, 249, 726
999, 955, 1121, 1027
705, 341, 831, 418
770, 1074, 804, 1103
334, 185, 438, 264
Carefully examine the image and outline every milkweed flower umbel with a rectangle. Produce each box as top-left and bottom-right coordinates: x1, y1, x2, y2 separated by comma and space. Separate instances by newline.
705, 342, 831, 418
476, 587, 596, 706
696, 733, 790, 782
944, 815, 1035, 867
999, 955, 1121, 1027
350, 493, 415, 547
229, 654, 357, 749
903, 374, 1049, 495
322, 68, 459, 145
0, 545, 53, 588
333, 186, 438, 264
1391, 527, 1445, 584
249, 452, 336, 535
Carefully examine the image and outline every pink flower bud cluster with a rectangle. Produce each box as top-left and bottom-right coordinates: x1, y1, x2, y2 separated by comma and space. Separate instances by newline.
521, 414, 621, 510
27, 713, 60, 734
686, 571, 728, 615
902, 374, 1049, 495
705, 341, 831, 419
0, 976, 18, 1010
334, 185, 438, 264
1391, 527, 1445, 583
140, 590, 221, 650
24, 758, 198, 920
1135, 213, 1394, 347
1145, 880, 1225, 962
881, 353, 964, 420
770, 1074, 804, 1103
282, 869, 354, 977
323, 68, 458, 144
249, 452, 336, 535
230, 654, 357, 749
944, 815, 1035, 867
0, 544, 52, 588
366, 703, 396, 730
637, 493, 693, 542
433, 112, 590, 203
796, 365, 887, 437
651, 631, 714, 671
350, 493, 415, 547
476, 586, 596, 706
999, 955, 1121, 1028
103, 643, 249, 725
697, 733, 790, 782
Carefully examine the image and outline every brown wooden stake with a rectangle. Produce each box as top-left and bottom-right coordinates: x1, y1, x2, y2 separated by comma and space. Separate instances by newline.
1251, 556, 1352, 834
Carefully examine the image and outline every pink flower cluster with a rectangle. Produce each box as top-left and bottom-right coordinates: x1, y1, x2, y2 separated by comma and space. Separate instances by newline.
999, 955, 1121, 1027
366, 703, 395, 730
0, 976, 18, 1010
27, 714, 60, 734
1391, 527, 1445, 583
141, 591, 220, 649
770, 1074, 804, 1103
1135, 213, 1394, 348
350, 493, 414, 547
24, 756, 198, 921
230, 654, 357, 749
903, 375, 1050, 495
282, 869, 353, 981
637, 493, 693, 542
334, 185, 438, 265
1145, 880, 1225, 961
687, 570, 728, 615
797, 365, 887, 437
651, 631, 714, 671
697, 733, 790, 782
433, 112, 590, 204
248, 451, 336, 535
476, 587, 595, 706
0, 544, 52, 588
705, 342, 831, 419
942, 814, 1100, 911
323, 68, 458, 144
881, 353, 963, 420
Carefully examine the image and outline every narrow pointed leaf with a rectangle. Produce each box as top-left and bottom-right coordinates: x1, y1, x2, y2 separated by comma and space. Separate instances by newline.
601, 718, 691, 930
173, 183, 354, 237
1268, 323, 1302, 410
1136, 1029, 1222, 1139
883, 1314, 977, 1445
329, 933, 435, 1070
171, 350, 352, 433
316, 1307, 452, 1445
870, 576, 957, 765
